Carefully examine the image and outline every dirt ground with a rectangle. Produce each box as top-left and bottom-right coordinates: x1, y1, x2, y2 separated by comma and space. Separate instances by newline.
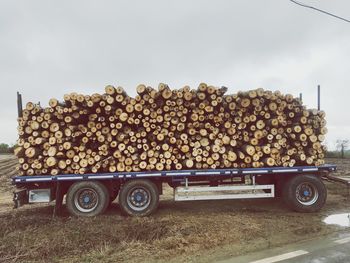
0, 156, 349, 263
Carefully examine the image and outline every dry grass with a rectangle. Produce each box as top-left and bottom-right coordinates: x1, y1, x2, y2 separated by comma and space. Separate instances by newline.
0, 155, 17, 192
0, 157, 349, 263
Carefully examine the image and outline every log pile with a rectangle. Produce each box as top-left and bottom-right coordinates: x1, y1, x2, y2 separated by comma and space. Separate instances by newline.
15, 83, 327, 176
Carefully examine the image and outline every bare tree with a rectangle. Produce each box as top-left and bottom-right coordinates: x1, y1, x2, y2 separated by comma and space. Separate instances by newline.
336, 139, 349, 158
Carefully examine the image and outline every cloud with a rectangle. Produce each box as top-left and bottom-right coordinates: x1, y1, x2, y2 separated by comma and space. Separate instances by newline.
0, 0, 349, 150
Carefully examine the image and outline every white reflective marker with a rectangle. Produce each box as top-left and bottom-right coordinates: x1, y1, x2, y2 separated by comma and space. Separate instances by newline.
26, 178, 52, 182
242, 170, 268, 174
58, 176, 83, 180
195, 171, 221, 175
88, 175, 114, 179
272, 169, 297, 173
302, 168, 318, 171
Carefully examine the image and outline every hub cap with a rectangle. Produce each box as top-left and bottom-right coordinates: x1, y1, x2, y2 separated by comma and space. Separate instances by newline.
74, 188, 99, 212
126, 187, 151, 211
296, 182, 319, 206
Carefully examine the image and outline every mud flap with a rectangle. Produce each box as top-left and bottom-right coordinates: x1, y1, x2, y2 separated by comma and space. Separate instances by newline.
53, 182, 63, 217
13, 189, 28, 208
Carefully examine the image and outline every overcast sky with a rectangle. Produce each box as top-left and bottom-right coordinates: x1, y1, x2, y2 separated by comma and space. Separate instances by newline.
0, 0, 349, 150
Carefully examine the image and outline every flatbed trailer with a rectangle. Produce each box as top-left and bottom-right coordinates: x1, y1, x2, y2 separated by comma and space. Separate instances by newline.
12, 164, 336, 217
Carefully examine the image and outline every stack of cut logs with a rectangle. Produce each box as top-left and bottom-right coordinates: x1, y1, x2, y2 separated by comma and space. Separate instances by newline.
15, 83, 327, 176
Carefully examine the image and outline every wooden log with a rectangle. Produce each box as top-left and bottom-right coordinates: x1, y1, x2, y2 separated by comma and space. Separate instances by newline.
15, 83, 327, 175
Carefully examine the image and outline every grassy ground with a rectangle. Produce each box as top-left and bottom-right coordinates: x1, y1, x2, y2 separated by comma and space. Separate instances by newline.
0, 157, 349, 262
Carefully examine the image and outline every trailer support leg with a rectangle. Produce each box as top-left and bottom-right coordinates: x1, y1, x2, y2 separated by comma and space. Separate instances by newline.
252, 175, 256, 194
53, 182, 63, 217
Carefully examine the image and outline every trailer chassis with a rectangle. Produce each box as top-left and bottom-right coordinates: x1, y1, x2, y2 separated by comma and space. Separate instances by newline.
12, 164, 336, 216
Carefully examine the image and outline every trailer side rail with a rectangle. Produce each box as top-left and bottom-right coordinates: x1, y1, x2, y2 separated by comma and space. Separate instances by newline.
13, 164, 336, 184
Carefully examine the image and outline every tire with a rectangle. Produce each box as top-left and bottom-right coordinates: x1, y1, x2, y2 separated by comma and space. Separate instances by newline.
282, 175, 327, 213
119, 180, 159, 217
66, 181, 110, 217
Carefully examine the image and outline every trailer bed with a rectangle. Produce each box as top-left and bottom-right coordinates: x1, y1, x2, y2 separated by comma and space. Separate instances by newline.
13, 164, 336, 184
12, 164, 336, 217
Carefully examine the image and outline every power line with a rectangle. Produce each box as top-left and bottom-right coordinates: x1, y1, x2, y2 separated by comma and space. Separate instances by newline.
289, 0, 350, 23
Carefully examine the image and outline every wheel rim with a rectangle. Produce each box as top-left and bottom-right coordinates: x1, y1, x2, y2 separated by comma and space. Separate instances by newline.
126, 187, 151, 211
74, 188, 99, 213
296, 182, 319, 206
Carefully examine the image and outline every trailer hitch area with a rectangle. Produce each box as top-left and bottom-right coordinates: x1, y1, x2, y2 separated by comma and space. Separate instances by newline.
13, 189, 28, 209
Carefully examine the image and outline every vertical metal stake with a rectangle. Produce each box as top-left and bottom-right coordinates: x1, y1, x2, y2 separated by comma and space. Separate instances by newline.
17, 92, 23, 118
53, 182, 63, 217
317, 85, 320, 110
185, 178, 189, 198
252, 175, 256, 193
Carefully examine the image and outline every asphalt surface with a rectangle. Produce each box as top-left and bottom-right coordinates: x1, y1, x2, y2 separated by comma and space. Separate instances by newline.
219, 231, 350, 263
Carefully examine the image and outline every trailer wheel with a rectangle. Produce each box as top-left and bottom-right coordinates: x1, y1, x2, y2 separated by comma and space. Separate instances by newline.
119, 180, 159, 217
66, 181, 109, 217
283, 175, 326, 212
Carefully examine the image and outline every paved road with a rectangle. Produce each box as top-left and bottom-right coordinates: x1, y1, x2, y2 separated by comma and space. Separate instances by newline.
219, 231, 350, 263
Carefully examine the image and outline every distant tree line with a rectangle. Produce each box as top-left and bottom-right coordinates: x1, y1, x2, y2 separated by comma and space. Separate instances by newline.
325, 139, 350, 159
0, 143, 16, 154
